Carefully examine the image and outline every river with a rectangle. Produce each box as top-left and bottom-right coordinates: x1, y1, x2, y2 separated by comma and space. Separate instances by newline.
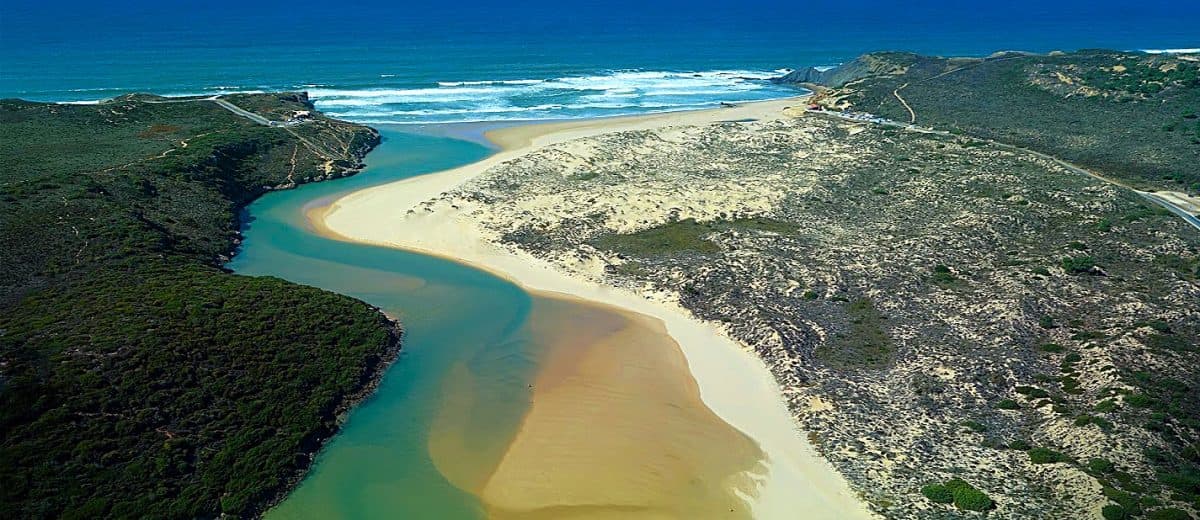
229, 127, 765, 518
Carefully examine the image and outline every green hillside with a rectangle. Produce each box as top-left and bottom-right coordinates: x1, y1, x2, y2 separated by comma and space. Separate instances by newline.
800, 50, 1200, 193
0, 94, 398, 518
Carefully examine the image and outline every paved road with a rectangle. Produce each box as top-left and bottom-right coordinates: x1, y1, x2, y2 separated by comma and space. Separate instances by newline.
210, 99, 307, 127
143, 95, 300, 128
1141, 192, 1200, 230
212, 99, 273, 126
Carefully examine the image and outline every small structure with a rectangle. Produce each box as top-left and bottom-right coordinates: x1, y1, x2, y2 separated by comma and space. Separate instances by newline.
291, 110, 312, 120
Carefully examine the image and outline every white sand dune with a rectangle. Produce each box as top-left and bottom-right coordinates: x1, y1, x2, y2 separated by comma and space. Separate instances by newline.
314, 97, 876, 519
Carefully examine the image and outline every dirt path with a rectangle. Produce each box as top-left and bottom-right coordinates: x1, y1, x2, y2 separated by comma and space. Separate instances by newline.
892, 83, 916, 123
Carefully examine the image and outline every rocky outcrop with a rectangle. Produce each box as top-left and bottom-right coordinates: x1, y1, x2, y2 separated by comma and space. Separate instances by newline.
773, 52, 922, 87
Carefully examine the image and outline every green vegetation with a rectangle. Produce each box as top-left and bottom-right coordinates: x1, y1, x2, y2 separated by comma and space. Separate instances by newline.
945, 479, 994, 512
815, 297, 894, 369
588, 216, 803, 257
1009, 439, 1032, 451
1039, 342, 1066, 353
1147, 508, 1193, 520
930, 264, 961, 285
0, 95, 391, 518
1029, 447, 1070, 464
996, 399, 1020, 410
963, 420, 988, 432
922, 479, 994, 511
1080, 59, 1200, 94
1016, 385, 1051, 399
1075, 414, 1113, 430
1089, 458, 1117, 474
590, 218, 721, 255
827, 50, 1200, 192
1062, 255, 1099, 274
1147, 332, 1196, 352
1126, 393, 1154, 408
921, 483, 954, 504
1103, 504, 1130, 520
1155, 253, 1200, 280
1, 266, 398, 518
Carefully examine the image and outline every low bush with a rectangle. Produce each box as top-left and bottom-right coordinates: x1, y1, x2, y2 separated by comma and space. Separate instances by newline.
923, 479, 994, 511
996, 399, 1020, 410
1089, 458, 1117, 474
945, 478, 994, 512
1062, 255, 1098, 274
1147, 508, 1192, 520
1039, 343, 1065, 353
963, 420, 988, 432
921, 483, 954, 504
1102, 504, 1129, 520
1029, 447, 1070, 464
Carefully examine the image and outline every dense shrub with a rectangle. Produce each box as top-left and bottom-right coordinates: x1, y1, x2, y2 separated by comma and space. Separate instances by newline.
1103, 504, 1130, 520
1039, 343, 1065, 353
921, 483, 954, 504
963, 420, 988, 432
1016, 385, 1051, 399
1062, 256, 1099, 274
1147, 508, 1192, 520
1029, 447, 1070, 464
0, 96, 391, 518
945, 478, 994, 511
831, 51, 1200, 191
922, 479, 994, 511
1089, 458, 1117, 474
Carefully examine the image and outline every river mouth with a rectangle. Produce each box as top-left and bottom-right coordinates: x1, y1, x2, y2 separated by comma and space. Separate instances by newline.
231, 126, 764, 518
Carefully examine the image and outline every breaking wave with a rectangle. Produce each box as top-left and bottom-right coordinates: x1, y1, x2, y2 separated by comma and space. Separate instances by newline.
309, 69, 802, 124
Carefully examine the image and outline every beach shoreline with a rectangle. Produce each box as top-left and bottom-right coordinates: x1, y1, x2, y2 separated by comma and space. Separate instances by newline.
312, 96, 875, 518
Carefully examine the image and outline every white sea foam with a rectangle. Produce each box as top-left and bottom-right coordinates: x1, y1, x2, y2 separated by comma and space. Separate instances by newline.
309, 68, 798, 123
437, 79, 545, 87
1139, 48, 1200, 54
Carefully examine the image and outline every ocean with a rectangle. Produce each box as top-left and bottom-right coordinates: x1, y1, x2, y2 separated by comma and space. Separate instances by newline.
3, 0, 1197, 124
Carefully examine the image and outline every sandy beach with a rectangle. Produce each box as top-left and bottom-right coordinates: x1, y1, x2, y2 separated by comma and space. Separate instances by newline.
313, 97, 875, 519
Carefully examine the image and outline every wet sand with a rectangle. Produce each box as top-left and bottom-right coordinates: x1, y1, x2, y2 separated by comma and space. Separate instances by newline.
478, 295, 764, 519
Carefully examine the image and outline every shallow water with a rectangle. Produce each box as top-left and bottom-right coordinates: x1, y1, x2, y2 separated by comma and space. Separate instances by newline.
229, 127, 762, 518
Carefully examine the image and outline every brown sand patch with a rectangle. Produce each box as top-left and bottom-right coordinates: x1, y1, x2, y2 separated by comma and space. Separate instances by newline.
476, 293, 766, 519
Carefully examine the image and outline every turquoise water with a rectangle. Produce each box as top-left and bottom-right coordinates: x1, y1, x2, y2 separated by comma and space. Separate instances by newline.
228, 130, 532, 517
